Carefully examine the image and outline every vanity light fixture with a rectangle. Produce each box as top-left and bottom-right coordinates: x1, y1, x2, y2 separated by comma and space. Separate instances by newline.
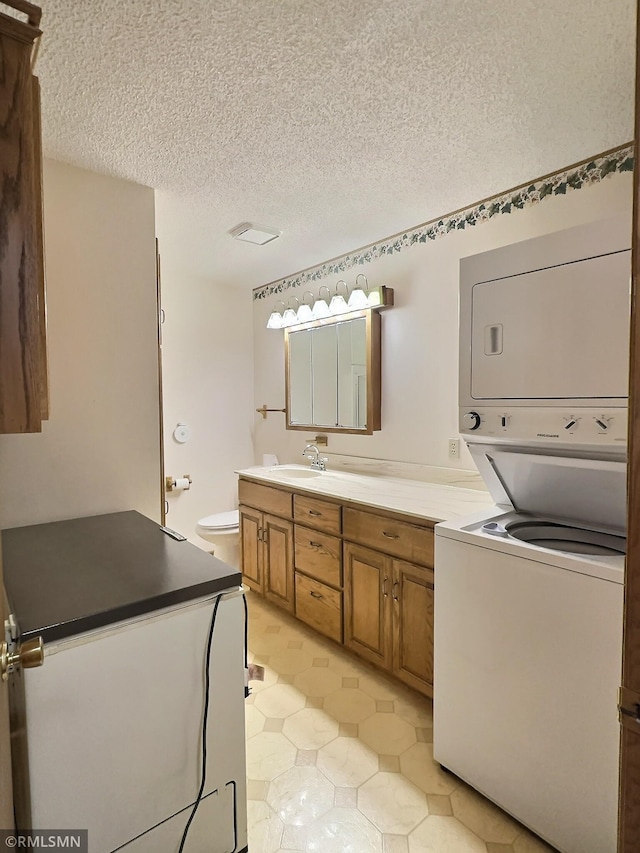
297, 292, 315, 323
329, 280, 350, 315
230, 222, 281, 245
266, 300, 286, 329
347, 274, 370, 310
281, 297, 300, 327
264, 283, 394, 329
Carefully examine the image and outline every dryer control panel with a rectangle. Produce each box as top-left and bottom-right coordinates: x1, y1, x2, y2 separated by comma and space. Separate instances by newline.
459, 406, 627, 452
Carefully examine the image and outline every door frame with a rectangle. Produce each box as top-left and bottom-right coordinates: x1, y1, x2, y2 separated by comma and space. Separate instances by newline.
618, 1, 640, 847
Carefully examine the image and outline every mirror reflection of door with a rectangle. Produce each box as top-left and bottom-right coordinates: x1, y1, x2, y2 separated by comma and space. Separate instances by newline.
288, 329, 313, 424
337, 318, 366, 429
312, 325, 338, 427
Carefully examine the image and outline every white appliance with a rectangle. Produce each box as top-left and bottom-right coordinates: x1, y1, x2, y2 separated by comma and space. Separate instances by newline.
458, 215, 630, 453
434, 216, 631, 853
4, 511, 248, 853
19, 591, 248, 852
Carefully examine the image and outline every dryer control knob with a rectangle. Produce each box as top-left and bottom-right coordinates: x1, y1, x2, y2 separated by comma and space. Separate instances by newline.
463, 411, 481, 431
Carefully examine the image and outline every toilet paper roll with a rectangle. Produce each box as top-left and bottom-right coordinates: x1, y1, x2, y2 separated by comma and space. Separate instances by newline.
174, 477, 191, 491
262, 453, 279, 466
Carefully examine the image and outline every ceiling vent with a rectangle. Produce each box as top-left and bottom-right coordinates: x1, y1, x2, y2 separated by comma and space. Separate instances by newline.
230, 222, 281, 245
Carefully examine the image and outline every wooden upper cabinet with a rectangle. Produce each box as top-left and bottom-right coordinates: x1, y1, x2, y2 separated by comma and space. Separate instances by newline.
0, 2, 47, 434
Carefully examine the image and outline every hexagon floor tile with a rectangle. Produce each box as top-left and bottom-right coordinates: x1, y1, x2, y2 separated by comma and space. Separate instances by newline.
245, 593, 559, 853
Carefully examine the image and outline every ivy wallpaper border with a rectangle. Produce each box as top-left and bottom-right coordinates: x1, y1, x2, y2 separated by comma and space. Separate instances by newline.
253, 144, 634, 301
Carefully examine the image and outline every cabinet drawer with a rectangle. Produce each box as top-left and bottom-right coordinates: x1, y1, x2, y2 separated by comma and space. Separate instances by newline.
295, 573, 342, 643
343, 507, 434, 566
294, 526, 342, 588
293, 494, 341, 534
238, 479, 292, 518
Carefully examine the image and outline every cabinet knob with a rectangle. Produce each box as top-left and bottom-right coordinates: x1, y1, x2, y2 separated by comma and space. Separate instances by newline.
382, 531, 399, 540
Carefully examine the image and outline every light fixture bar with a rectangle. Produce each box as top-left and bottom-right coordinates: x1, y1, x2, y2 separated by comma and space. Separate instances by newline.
265, 285, 393, 329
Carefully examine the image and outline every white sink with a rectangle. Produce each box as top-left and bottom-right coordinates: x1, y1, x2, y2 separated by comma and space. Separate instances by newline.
268, 466, 323, 480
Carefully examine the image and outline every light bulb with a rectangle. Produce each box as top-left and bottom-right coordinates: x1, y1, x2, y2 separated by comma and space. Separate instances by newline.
312, 299, 331, 319
266, 311, 283, 329
347, 287, 368, 309
281, 308, 298, 326
329, 294, 348, 315
297, 304, 313, 322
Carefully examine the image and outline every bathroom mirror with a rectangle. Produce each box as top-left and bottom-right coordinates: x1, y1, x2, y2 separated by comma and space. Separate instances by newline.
285, 309, 381, 434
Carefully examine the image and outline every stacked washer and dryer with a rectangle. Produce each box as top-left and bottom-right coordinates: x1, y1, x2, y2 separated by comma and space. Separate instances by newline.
433, 215, 630, 853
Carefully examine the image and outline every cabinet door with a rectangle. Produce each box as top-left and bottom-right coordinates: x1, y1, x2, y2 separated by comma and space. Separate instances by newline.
239, 505, 263, 593
263, 513, 295, 613
392, 560, 434, 697
344, 542, 392, 670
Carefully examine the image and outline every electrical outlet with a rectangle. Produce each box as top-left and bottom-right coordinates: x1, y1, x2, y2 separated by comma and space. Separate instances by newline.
448, 438, 460, 459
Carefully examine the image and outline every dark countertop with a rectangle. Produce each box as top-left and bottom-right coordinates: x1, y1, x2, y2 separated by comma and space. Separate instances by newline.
2, 510, 241, 644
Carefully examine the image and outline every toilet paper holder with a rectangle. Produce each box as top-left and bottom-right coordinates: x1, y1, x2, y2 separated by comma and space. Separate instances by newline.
165, 474, 192, 492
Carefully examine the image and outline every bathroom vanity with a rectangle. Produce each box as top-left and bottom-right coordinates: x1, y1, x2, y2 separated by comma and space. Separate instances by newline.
237, 465, 490, 696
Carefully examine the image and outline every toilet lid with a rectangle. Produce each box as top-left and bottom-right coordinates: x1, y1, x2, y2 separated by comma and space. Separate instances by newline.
197, 510, 239, 530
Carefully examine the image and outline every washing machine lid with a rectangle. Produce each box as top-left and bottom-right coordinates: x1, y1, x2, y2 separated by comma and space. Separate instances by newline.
469, 443, 627, 534
197, 510, 239, 530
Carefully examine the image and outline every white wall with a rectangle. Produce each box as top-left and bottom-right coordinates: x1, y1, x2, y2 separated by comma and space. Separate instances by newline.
155, 206, 255, 542
0, 159, 161, 529
253, 171, 633, 472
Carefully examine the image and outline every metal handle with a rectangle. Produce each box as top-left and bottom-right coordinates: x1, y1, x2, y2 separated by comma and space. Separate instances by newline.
383, 531, 400, 540
383, 576, 389, 597
310, 590, 324, 600
309, 541, 322, 549
262, 529, 269, 545
1, 636, 44, 681
392, 580, 399, 601
308, 509, 322, 517
257, 526, 263, 542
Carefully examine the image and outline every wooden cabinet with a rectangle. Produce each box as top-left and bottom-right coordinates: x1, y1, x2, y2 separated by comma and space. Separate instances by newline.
392, 559, 435, 695
239, 475, 436, 696
344, 544, 435, 696
239, 506, 263, 592
343, 506, 434, 566
239, 505, 294, 612
238, 478, 294, 605
295, 573, 342, 644
0, 4, 48, 433
344, 542, 393, 670
263, 514, 294, 612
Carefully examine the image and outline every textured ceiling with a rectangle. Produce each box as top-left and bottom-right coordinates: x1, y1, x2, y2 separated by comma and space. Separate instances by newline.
37, 0, 635, 288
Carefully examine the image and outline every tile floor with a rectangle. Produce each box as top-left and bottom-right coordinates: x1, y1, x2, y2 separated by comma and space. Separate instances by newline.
245, 592, 557, 853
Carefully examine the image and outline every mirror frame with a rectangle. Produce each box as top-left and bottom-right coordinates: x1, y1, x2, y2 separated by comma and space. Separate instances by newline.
284, 308, 382, 434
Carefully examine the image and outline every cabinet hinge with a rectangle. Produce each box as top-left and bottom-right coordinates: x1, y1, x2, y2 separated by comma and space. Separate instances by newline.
619, 686, 640, 730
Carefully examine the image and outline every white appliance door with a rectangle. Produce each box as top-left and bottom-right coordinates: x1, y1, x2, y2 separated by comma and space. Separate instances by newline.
433, 534, 622, 853
23, 593, 247, 853
470, 250, 630, 401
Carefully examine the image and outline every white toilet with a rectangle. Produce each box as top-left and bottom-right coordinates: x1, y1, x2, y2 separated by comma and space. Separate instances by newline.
196, 510, 240, 568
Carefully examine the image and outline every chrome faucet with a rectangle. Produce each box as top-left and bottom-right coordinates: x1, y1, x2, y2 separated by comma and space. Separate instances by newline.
302, 444, 328, 471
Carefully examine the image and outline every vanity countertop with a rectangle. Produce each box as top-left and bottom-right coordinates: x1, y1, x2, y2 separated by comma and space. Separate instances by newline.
236, 464, 493, 523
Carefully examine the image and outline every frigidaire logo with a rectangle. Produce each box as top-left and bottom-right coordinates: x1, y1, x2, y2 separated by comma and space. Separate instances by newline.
537, 433, 560, 438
